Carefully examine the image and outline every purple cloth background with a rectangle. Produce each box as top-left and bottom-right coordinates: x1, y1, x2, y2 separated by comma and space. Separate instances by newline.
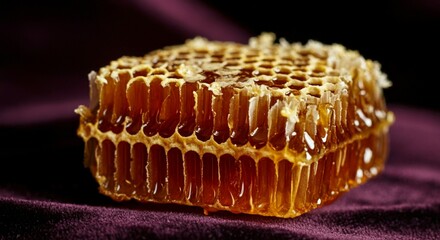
1, 0, 440, 239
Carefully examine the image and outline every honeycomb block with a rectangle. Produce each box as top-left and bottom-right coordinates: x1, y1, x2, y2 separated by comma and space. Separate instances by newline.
75, 33, 394, 218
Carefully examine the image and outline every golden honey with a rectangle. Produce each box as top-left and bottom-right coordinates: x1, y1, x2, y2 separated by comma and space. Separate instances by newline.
75, 33, 394, 218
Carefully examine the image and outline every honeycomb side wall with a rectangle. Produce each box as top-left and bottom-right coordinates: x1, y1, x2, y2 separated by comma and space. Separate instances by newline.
78, 71, 390, 218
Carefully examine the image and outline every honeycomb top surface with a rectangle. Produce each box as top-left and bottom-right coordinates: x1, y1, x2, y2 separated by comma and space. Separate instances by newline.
98, 33, 391, 98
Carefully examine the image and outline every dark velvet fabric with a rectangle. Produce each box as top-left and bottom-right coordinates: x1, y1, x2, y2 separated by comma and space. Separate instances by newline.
1, 1, 440, 239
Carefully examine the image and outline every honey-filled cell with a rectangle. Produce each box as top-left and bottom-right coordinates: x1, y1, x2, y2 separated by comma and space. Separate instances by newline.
202, 153, 219, 204
276, 160, 293, 215
115, 141, 132, 196
253, 158, 276, 213
98, 139, 116, 192
131, 143, 148, 198
142, 78, 164, 137
219, 154, 239, 207
184, 151, 202, 203
126, 78, 148, 135
149, 144, 167, 201
167, 148, 184, 201
234, 155, 256, 212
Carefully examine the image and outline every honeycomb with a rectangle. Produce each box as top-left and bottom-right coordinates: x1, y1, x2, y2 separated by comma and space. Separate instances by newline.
75, 33, 394, 218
